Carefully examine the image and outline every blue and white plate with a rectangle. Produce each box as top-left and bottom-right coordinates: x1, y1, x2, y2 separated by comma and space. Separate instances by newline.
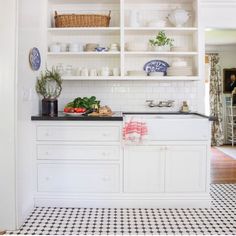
143, 60, 169, 76
29, 47, 41, 71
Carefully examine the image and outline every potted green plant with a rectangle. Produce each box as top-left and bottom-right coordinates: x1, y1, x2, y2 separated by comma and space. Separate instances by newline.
149, 31, 174, 52
36, 67, 62, 116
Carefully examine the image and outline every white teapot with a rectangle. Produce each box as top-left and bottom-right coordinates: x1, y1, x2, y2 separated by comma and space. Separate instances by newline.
168, 8, 190, 27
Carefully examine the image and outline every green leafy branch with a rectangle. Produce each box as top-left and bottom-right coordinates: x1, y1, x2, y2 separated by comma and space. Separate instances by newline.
36, 67, 62, 100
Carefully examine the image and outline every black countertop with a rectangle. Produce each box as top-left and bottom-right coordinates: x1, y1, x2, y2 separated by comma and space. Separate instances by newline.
31, 112, 216, 121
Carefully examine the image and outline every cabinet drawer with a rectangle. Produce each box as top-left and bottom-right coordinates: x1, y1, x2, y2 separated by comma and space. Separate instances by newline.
37, 144, 121, 161
36, 126, 120, 141
38, 163, 120, 193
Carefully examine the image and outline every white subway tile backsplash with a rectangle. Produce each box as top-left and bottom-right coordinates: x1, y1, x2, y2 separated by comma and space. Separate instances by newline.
58, 81, 199, 112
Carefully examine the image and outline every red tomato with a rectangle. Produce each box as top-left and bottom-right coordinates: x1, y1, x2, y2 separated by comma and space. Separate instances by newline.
68, 108, 74, 113
64, 107, 70, 113
74, 107, 86, 113
74, 108, 81, 113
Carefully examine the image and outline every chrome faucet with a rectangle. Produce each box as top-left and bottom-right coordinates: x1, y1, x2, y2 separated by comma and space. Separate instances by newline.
146, 100, 175, 108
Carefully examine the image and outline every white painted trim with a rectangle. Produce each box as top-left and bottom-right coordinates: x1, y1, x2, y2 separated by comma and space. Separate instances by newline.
35, 195, 211, 208
201, 0, 236, 6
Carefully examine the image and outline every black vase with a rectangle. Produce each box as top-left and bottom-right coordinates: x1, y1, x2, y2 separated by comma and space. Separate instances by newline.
42, 99, 58, 116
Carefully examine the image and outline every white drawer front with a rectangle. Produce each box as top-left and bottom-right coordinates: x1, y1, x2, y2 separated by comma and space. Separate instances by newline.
38, 163, 120, 193
37, 145, 121, 161
37, 126, 120, 142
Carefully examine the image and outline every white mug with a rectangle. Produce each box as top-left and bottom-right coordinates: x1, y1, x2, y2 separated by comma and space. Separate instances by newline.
65, 65, 73, 76
89, 69, 97, 76
60, 43, 68, 52
101, 67, 110, 76
81, 67, 89, 76
69, 43, 79, 52
112, 68, 120, 76
75, 68, 81, 76
49, 43, 61, 53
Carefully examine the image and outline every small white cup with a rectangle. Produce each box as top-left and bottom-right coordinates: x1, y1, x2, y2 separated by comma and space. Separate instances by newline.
81, 67, 89, 76
69, 43, 79, 52
112, 68, 120, 76
60, 43, 68, 52
101, 67, 110, 76
49, 43, 61, 53
65, 65, 73, 76
75, 68, 81, 76
89, 69, 97, 76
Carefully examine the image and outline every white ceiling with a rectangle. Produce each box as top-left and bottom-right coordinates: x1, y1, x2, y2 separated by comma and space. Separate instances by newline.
205, 29, 236, 46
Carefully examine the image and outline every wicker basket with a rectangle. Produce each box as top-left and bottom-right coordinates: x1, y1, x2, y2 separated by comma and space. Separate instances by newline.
54, 11, 111, 28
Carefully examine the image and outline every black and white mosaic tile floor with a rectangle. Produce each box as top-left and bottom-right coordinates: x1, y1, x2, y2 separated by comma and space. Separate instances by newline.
10, 184, 236, 235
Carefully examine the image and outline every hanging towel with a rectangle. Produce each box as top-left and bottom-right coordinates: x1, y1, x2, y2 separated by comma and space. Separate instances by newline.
123, 116, 148, 144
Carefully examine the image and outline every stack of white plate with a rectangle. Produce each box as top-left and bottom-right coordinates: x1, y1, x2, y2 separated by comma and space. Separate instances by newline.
149, 72, 164, 77
167, 66, 193, 76
127, 70, 147, 76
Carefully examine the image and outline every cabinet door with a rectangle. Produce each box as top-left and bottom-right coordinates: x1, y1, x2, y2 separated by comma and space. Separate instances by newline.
124, 146, 165, 193
165, 145, 207, 193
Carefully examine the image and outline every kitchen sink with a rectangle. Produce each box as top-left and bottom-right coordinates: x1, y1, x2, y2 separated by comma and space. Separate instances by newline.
123, 112, 210, 141
123, 112, 206, 119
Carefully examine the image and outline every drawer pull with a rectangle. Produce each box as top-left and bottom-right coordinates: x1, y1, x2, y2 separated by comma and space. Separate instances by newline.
102, 152, 110, 157
45, 176, 51, 181
102, 176, 110, 182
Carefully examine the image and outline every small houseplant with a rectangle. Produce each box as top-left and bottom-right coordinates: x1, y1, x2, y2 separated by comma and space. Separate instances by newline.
36, 67, 62, 116
149, 31, 174, 52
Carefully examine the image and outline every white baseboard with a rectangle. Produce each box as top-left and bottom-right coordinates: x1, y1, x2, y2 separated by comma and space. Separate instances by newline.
35, 196, 211, 208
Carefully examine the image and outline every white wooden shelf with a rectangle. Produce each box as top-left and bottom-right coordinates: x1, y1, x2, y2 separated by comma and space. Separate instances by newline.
124, 51, 198, 56
47, 27, 120, 35
125, 27, 198, 34
47, 52, 120, 56
46, 0, 200, 83
62, 76, 200, 81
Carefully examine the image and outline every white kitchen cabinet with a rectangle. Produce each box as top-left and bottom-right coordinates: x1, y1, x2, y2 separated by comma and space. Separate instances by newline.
33, 120, 211, 208
124, 146, 165, 193
165, 145, 207, 193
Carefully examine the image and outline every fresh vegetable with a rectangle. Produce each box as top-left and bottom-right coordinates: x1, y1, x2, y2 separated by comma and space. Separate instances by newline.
65, 96, 100, 111
74, 108, 86, 113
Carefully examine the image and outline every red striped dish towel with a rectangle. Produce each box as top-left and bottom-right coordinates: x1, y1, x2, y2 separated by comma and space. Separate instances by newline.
123, 116, 148, 143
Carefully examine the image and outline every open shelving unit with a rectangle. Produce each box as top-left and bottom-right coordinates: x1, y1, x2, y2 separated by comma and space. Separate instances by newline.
46, 0, 200, 81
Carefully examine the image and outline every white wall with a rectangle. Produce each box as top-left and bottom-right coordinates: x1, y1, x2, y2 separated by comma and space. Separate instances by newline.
0, 0, 17, 230
16, 0, 45, 227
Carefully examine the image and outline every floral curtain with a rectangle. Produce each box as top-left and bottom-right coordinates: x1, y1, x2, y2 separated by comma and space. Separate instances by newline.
209, 54, 224, 146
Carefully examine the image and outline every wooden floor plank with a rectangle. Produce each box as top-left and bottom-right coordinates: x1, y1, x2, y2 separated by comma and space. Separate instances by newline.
211, 148, 236, 184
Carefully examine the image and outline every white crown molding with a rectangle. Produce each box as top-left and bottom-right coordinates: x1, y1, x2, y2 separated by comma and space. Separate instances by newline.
201, 0, 236, 6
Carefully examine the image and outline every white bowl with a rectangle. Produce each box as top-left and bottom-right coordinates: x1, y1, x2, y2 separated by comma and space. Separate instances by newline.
147, 20, 167, 28
171, 60, 188, 67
